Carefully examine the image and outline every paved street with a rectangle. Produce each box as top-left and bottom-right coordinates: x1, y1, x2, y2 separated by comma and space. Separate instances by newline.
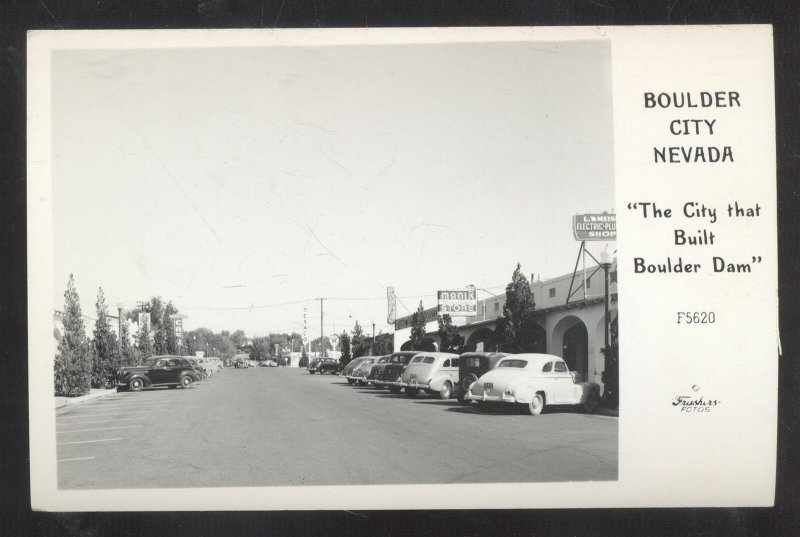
57, 367, 617, 489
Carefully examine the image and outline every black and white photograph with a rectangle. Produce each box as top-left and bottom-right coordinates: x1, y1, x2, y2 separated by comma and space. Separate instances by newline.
45, 35, 617, 490
26, 25, 779, 512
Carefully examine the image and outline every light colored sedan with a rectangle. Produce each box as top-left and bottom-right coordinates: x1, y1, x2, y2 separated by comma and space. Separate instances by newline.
398, 352, 460, 399
466, 354, 600, 415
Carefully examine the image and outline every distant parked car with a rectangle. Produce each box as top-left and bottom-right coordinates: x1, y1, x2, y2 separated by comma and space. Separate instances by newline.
376, 351, 421, 393
340, 357, 372, 383
116, 356, 200, 391
186, 358, 208, 379
364, 355, 390, 386
307, 358, 322, 374
398, 352, 460, 399
465, 354, 601, 415
317, 358, 341, 375
454, 352, 509, 405
347, 357, 377, 385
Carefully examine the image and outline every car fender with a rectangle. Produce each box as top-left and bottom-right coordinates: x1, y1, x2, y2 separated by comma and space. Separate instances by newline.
128, 373, 152, 387
513, 383, 547, 404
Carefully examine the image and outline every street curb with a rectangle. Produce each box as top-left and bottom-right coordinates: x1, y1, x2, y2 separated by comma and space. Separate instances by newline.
596, 408, 619, 417
55, 388, 117, 410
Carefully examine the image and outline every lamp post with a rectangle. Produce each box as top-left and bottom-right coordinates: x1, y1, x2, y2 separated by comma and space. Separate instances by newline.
116, 303, 124, 350
600, 247, 614, 350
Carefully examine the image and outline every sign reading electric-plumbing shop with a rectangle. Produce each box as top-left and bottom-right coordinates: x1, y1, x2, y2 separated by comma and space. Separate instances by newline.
572, 212, 617, 241
437, 286, 477, 316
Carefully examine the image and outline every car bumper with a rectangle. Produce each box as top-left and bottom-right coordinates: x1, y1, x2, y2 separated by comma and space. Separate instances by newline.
399, 380, 430, 390
466, 392, 516, 403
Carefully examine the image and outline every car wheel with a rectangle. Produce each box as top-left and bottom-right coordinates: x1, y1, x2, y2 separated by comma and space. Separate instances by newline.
128, 378, 144, 392
457, 395, 470, 406
181, 375, 194, 389
583, 391, 599, 414
461, 373, 478, 393
346, 378, 355, 385
405, 387, 419, 398
439, 381, 453, 400
309, 371, 315, 375
528, 393, 545, 416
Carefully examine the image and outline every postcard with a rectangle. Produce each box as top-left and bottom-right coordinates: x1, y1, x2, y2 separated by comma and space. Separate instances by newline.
28, 25, 777, 510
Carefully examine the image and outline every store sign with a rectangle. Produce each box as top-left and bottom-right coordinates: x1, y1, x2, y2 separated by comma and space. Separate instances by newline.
573, 213, 616, 241
329, 334, 339, 348
137, 312, 150, 329
302, 306, 309, 346
387, 286, 397, 324
437, 288, 477, 316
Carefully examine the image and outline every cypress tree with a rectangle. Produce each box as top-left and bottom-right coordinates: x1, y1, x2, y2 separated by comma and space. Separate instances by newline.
91, 287, 120, 388
54, 274, 92, 396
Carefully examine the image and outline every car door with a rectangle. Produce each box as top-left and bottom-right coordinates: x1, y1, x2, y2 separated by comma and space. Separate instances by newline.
148, 358, 171, 384
552, 360, 575, 403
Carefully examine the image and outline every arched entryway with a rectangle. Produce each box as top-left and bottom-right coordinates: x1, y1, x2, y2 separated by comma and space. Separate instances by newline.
552, 315, 589, 381
466, 328, 497, 352
399, 338, 438, 352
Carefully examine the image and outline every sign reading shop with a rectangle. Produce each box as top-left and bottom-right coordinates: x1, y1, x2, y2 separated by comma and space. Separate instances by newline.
572, 213, 616, 241
437, 286, 477, 316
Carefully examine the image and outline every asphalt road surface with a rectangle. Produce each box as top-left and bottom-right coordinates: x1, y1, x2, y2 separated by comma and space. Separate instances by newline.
57, 367, 617, 488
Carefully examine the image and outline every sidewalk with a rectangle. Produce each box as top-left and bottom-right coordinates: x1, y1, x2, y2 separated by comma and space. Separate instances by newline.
55, 388, 117, 410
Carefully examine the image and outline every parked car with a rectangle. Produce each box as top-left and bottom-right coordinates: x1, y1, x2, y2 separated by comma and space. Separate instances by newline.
376, 351, 422, 393
398, 352, 460, 399
454, 352, 509, 405
116, 355, 200, 391
194, 357, 216, 377
317, 358, 341, 375
366, 355, 392, 388
362, 355, 390, 386
465, 354, 601, 415
186, 358, 208, 379
307, 358, 323, 374
340, 357, 371, 383
347, 357, 378, 384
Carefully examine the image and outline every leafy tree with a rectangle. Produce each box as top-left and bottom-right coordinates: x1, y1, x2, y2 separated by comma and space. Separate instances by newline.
338, 331, 352, 366
409, 301, 428, 351
136, 312, 154, 359
311, 336, 332, 356
351, 321, 369, 358
148, 297, 167, 354
163, 301, 180, 354
231, 330, 247, 349
299, 346, 309, 368
373, 332, 393, 355
54, 274, 92, 396
494, 263, 540, 352
119, 317, 141, 366
250, 336, 271, 361
437, 314, 465, 353
91, 287, 120, 388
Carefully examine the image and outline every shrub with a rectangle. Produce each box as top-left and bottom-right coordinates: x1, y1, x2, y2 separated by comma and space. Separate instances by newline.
54, 346, 91, 397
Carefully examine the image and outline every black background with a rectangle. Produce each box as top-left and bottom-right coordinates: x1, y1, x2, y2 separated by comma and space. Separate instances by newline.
1, 1, 798, 535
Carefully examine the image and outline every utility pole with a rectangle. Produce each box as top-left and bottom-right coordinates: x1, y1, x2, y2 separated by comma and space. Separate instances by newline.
372, 322, 375, 355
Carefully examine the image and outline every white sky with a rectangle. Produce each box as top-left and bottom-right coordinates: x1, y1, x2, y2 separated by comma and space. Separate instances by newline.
52, 41, 614, 337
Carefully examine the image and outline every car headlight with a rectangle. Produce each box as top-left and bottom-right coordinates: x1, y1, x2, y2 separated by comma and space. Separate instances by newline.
505, 387, 514, 395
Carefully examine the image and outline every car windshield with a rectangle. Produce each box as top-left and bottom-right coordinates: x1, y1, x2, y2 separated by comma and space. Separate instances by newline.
497, 359, 528, 369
